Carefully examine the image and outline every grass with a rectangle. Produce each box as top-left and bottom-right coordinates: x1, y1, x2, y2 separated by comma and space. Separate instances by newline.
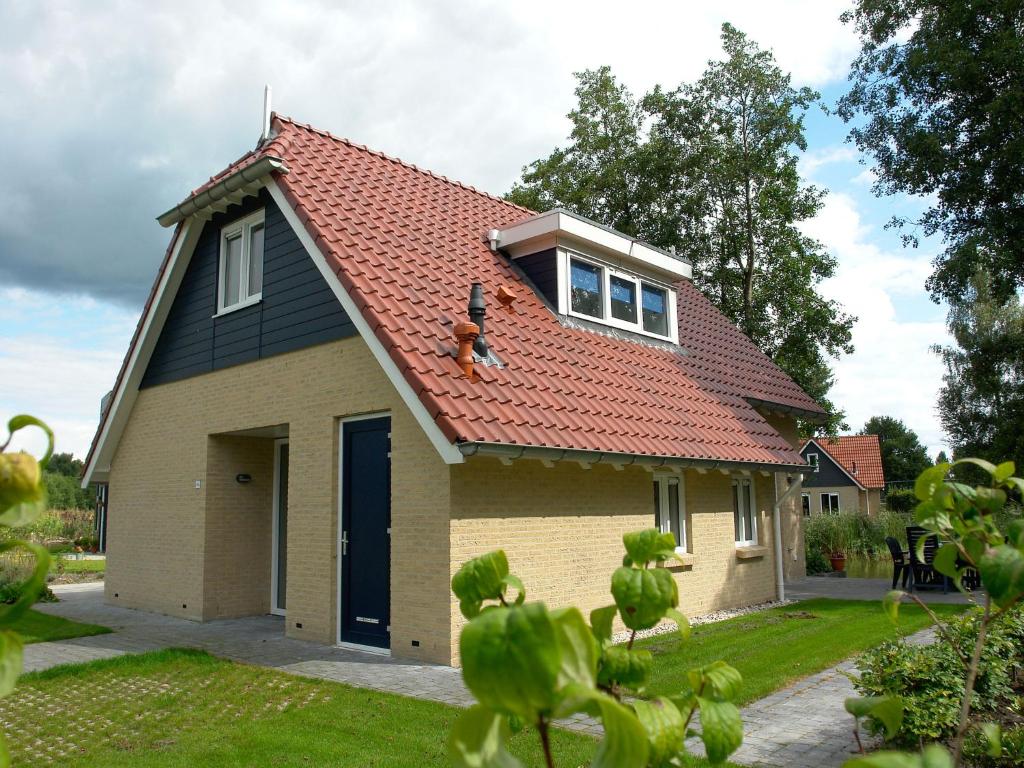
637, 598, 971, 704
7, 649, 724, 767
10, 609, 111, 644
53, 557, 106, 574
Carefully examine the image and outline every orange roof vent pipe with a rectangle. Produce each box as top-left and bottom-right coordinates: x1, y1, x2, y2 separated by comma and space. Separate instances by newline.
453, 321, 479, 379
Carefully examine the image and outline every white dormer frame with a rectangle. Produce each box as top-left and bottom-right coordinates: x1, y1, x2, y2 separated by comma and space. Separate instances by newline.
556, 249, 679, 344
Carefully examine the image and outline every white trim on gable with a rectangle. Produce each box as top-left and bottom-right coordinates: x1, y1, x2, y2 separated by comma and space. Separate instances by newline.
265, 180, 464, 465
800, 438, 867, 490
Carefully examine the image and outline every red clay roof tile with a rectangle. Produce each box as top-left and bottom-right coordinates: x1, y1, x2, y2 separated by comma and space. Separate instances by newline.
802, 435, 885, 489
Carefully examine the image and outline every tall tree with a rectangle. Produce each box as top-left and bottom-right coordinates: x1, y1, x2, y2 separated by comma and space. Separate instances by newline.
508, 25, 854, 429
860, 415, 932, 483
838, 0, 1024, 304
934, 272, 1024, 471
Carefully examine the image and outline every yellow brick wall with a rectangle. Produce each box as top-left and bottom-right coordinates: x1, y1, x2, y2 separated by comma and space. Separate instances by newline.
807, 485, 865, 515
760, 411, 806, 582
107, 336, 452, 662
448, 459, 779, 664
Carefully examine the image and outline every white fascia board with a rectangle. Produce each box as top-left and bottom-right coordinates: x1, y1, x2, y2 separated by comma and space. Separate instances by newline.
497, 209, 692, 281
266, 181, 464, 465
82, 219, 201, 487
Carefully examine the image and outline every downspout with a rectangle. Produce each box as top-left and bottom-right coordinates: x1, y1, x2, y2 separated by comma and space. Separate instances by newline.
772, 473, 803, 603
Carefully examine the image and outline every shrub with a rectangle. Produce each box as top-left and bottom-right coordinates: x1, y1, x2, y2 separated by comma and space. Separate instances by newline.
964, 725, 1024, 767
805, 547, 831, 575
885, 488, 918, 514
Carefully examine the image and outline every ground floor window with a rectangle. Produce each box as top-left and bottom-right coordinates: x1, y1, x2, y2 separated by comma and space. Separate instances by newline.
733, 478, 757, 545
653, 475, 688, 552
801, 493, 810, 518
821, 492, 840, 514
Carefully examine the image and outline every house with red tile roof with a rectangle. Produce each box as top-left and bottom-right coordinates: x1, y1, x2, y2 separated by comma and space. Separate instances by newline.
82, 115, 825, 665
798, 435, 885, 516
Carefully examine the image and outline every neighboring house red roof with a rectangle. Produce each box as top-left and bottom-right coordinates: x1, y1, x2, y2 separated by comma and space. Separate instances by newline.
85, 115, 827, 477
801, 435, 885, 489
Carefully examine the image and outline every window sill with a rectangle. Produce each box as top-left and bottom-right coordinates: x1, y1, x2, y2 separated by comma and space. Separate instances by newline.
213, 295, 262, 318
735, 545, 768, 560
657, 552, 696, 570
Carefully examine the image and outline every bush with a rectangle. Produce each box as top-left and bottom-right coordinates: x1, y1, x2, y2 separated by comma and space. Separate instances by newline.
853, 606, 1024, 748
964, 725, 1024, 767
805, 547, 831, 575
0, 509, 95, 545
885, 488, 918, 514
0, 550, 57, 604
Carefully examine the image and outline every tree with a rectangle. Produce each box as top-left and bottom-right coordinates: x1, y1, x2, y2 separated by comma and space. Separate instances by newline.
837, 0, 1024, 305
508, 25, 854, 429
860, 415, 932, 483
935, 450, 949, 464
933, 272, 1024, 472
46, 452, 83, 478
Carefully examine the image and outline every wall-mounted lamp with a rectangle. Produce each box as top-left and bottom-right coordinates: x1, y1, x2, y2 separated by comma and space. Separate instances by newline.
235, 474, 253, 484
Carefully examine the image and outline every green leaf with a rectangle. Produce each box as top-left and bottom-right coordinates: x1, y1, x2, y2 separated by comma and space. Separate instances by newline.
0, 542, 50, 628
611, 566, 678, 631
700, 661, 743, 702
459, 602, 561, 720
501, 574, 525, 606
5, 415, 54, 470
914, 464, 949, 502
633, 697, 685, 768
590, 605, 617, 644
0, 495, 46, 529
596, 646, 652, 691
1007, 520, 1024, 550
843, 745, 952, 768
448, 705, 525, 768
978, 545, 1024, 608
697, 697, 743, 764
0, 632, 23, 700
952, 457, 997, 478
452, 551, 511, 619
622, 529, 678, 566
665, 607, 691, 641
551, 607, 597, 689
933, 543, 959, 578
981, 722, 1001, 758
993, 461, 1015, 484
589, 691, 650, 768
882, 590, 904, 624
844, 696, 903, 740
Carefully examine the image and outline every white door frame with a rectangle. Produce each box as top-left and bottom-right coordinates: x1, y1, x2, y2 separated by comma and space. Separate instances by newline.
270, 438, 289, 616
336, 412, 392, 656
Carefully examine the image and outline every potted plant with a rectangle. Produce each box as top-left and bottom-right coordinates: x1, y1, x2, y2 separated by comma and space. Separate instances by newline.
819, 513, 852, 572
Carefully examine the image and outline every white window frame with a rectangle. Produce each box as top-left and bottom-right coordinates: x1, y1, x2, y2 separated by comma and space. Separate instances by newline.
732, 477, 758, 546
559, 249, 679, 344
821, 492, 840, 515
216, 209, 266, 315
801, 493, 811, 518
806, 453, 819, 472
654, 475, 689, 553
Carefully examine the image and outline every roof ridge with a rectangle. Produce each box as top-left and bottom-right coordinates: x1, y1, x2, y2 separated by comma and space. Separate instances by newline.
272, 113, 535, 216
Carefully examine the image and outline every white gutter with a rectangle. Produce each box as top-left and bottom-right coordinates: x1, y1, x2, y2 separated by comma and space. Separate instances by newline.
772, 473, 804, 603
156, 156, 288, 227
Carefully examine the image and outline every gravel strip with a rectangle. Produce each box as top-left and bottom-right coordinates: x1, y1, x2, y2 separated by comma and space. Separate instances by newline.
610, 599, 793, 644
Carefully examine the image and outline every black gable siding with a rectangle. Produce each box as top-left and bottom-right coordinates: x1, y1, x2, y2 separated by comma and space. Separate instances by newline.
515, 249, 558, 306
800, 444, 856, 489
140, 189, 356, 388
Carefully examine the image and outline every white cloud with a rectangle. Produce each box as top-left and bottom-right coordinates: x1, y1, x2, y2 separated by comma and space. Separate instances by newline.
801, 192, 951, 457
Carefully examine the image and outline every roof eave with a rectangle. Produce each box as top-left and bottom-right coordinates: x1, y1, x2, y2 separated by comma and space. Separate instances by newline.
745, 397, 829, 424
156, 156, 289, 228
457, 441, 809, 475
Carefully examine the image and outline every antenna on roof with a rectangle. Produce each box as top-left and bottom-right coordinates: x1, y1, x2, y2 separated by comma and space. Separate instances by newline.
261, 84, 273, 141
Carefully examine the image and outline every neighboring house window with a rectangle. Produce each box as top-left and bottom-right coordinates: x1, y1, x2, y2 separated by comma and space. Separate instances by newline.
806, 453, 819, 472
801, 493, 811, 517
218, 210, 266, 313
732, 478, 757, 545
821, 493, 840, 514
653, 475, 688, 552
565, 253, 677, 342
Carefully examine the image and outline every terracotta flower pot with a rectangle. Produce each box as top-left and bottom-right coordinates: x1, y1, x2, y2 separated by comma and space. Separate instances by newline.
829, 554, 847, 572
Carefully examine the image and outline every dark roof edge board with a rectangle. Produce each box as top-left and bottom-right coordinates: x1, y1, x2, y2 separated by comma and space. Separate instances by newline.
458, 441, 809, 474
745, 397, 829, 424
156, 156, 289, 227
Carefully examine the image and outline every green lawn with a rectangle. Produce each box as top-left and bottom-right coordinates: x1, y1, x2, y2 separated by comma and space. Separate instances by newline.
11, 608, 111, 644
637, 598, 971, 704
55, 557, 106, 574
8, 650, 723, 767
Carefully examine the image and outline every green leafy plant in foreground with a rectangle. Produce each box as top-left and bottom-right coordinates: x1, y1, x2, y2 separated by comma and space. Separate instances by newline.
449, 531, 744, 768
844, 459, 1024, 768
0, 415, 54, 766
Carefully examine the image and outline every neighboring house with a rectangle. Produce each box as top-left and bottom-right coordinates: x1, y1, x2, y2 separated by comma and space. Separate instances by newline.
799, 436, 885, 516
82, 115, 827, 666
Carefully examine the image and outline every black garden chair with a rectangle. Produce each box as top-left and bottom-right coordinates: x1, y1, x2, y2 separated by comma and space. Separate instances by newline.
885, 536, 910, 590
906, 526, 949, 593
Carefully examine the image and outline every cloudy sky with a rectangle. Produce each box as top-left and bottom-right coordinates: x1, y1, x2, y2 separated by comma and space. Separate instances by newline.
0, 0, 949, 461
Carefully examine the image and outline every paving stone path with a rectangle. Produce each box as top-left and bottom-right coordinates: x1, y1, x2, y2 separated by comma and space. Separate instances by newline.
29, 582, 931, 766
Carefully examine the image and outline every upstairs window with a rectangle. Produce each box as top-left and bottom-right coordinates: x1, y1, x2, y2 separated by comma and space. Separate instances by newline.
806, 453, 819, 472
565, 253, 677, 342
218, 210, 265, 314
733, 478, 757, 546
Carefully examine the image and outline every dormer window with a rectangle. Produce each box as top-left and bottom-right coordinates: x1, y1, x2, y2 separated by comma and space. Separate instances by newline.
565, 254, 677, 342
217, 210, 265, 315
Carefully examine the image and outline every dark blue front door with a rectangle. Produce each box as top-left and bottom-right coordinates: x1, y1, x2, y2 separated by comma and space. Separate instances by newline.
340, 417, 391, 648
